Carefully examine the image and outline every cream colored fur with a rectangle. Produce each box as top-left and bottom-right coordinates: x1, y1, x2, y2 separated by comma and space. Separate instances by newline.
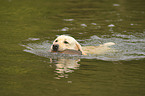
51, 35, 115, 55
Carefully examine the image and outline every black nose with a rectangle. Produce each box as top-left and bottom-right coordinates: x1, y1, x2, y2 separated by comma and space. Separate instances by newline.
52, 44, 59, 51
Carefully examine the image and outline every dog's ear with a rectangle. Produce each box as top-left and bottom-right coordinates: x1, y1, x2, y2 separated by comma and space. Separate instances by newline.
76, 42, 87, 55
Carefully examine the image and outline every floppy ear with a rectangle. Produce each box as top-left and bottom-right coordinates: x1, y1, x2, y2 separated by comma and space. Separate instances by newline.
76, 41, 87, 55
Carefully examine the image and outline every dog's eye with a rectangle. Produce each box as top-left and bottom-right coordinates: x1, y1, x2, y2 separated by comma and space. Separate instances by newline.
55, 40, 58, 42
64, 41, 69, 44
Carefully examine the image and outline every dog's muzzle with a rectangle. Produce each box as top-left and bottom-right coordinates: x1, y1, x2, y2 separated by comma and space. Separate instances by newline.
52, 44, 59, 51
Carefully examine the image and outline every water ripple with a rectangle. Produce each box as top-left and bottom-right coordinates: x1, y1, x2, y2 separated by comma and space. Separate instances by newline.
22, 33, 145, 61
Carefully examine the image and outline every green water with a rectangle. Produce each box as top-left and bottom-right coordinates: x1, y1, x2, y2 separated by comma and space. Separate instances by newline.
0, 0, 145, 96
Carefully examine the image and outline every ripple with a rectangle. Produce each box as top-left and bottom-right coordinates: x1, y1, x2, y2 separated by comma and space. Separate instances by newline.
22, 33, 145, 61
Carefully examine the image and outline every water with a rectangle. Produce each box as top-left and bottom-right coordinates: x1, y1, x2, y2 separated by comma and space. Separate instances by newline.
0, 0, 145, 96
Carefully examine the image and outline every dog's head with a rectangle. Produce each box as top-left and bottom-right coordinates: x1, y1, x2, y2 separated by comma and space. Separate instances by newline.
51, 35, 86, 55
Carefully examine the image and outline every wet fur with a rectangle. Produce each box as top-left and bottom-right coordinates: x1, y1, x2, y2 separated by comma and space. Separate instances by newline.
51, 35, 115, 55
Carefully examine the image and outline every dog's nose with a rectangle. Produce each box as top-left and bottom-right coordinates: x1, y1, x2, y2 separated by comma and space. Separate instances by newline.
52, 44, 59, 51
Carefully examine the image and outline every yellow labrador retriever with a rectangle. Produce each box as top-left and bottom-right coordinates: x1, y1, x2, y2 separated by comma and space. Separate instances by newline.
51, 35, 115, 55
51, 35, 86, 55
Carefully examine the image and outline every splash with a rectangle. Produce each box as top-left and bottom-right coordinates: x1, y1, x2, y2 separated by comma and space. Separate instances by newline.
22, 33, 145, 61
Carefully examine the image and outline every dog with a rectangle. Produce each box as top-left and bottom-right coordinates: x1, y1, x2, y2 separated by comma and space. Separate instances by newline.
51, 35, 115, 55
51, 35, 87, 55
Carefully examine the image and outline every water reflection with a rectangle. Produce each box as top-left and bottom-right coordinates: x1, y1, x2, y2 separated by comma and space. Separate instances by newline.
21, 32, 145, 79
50, 58, 80, 79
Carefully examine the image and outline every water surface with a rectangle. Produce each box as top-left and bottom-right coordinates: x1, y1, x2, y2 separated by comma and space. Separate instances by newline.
0, 0, 145, 96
